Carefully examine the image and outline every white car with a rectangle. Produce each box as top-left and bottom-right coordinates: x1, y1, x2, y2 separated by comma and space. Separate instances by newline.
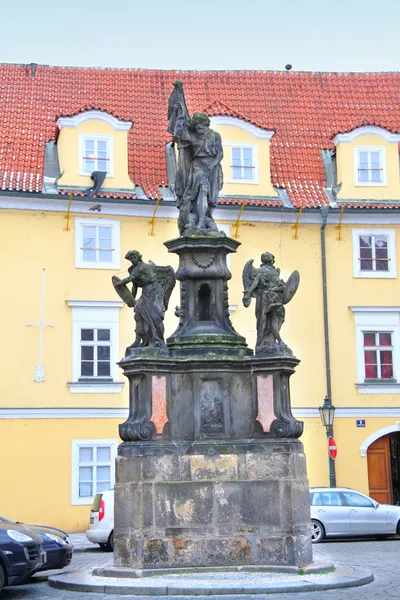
86, 489, 114, 551
310, 486, 400, 543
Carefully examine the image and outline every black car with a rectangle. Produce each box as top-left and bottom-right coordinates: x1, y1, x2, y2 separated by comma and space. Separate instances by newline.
0, 522, 45, 592
0, 516, 73, 574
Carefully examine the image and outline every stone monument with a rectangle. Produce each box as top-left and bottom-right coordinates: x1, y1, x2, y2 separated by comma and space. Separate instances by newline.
112, 81, 312, 570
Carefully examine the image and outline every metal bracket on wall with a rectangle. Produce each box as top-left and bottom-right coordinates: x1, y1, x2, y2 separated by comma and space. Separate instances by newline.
149, 197, 161, 236
335, 204, 345, 241
232, 202, 246, 239
291, 207, 303, 240
64, 192, 73, 231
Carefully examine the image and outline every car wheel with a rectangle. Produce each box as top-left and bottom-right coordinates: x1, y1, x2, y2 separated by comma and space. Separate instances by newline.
99, 543, 108, 550
397, 521, 400, 536
106, 531, 114, 552
0, 561, 5, 593
311, 519, 325, 543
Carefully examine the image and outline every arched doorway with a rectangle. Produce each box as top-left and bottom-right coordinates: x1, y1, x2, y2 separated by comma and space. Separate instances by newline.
367, 432, 400, 505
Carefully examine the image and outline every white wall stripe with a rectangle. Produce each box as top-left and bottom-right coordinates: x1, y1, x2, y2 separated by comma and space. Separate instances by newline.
1, 407, 399, 420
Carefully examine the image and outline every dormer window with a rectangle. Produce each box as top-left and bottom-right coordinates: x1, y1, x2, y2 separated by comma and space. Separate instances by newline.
355, 147, 386, 185
225, 143, 258, 184
80, 135, 113, 177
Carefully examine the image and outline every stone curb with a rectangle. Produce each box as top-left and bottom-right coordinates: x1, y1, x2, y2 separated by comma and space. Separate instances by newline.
48, 566, 374, 595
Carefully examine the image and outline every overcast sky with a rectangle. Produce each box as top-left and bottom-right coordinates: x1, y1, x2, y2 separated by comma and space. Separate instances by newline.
1, 0, 399, 72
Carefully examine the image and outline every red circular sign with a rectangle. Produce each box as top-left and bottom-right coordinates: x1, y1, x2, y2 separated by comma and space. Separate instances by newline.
328, 436, 337, 460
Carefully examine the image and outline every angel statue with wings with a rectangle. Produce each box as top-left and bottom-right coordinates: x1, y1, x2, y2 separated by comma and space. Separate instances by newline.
242, 252, 300, 355
167, 81, 223, 235
112, 250, 176, 351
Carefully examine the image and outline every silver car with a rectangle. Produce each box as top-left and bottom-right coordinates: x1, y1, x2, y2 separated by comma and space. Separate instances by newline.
310, 487, 400, 543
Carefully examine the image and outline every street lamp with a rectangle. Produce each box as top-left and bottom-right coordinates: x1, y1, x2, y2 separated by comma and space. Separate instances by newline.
319, 396, 336, 487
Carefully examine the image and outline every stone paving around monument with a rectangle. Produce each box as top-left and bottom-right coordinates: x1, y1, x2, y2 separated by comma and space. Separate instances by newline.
1, 538, 400, 599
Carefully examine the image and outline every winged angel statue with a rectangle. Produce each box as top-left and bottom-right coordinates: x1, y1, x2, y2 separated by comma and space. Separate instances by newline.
242, 252, 299, 355
112, 250, 176, 350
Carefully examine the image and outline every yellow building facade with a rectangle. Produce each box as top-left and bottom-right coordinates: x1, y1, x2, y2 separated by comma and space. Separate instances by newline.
1, 67, 400, 531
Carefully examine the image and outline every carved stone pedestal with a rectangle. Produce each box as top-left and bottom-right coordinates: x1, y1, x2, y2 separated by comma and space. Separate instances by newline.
114, 439, 312, 569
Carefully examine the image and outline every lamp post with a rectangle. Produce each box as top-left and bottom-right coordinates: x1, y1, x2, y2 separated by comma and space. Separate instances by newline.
319, 396, 336, 487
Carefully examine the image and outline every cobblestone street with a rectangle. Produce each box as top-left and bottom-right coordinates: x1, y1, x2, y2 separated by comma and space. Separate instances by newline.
2, 538, 400, 599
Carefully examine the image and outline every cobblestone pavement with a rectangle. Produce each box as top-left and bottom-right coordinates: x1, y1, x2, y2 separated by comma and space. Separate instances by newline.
2, 538, 400, 599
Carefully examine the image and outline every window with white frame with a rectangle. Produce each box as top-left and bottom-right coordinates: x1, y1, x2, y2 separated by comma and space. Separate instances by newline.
67, 301, 124, 393
351, 307, 400, 393
363, 331, 394, 380
71, 439, 117, 505
80, 135, 113, 176
352, 229, 396, 278
355, 148, 386, 185
75, 218, 120, 270
227, 144, 258, 183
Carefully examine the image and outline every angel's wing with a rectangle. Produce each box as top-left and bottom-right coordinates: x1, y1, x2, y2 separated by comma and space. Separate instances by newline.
154, 265, 176, 310
242, 259, 259, 295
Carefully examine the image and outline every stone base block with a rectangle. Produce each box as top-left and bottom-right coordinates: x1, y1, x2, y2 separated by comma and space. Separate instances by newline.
114, 439, 312, 569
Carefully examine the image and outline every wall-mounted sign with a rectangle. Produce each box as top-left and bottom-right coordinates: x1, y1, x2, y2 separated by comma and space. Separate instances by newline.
356, 419, 366, 427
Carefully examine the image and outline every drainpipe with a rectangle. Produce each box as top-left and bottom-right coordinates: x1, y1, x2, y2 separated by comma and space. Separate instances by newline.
320, 205, 336, 487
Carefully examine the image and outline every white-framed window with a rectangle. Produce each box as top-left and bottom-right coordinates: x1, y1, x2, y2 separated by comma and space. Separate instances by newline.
79, 134, 114, 177
225, 143, 258, 184
351, 307, 400, 394
67, 300, 124, 394
71, 439, 117, 505
74, 218, 120, 270
362, 331, 394, 380
354, 147, 386, 186
352, 229, 396, 278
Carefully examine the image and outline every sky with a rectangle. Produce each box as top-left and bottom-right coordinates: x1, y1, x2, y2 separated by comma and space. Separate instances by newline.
1, 0, 399, 72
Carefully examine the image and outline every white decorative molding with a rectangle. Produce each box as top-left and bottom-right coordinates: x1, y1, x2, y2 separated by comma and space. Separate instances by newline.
359, 422, 400, 456
66, 300, 124, 308
1, 406, 400, 420
334, 126, 400, 144
350, 306, 400, 313
57, 110, 132, 131
67, 381, 124, 394
210, 116, 274, 140
0, 408, 129, 419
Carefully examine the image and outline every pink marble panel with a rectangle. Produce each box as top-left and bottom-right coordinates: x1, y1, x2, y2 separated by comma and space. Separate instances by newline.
256, 375, 275, 433
152, 375, 167, 434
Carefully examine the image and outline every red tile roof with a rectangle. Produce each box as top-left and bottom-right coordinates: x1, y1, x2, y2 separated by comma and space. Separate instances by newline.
1, 65, 400, 208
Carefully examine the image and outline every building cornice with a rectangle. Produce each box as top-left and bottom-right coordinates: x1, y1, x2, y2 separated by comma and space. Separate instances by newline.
210, 116, 274, 140
57, 110, 132, 132
334, 126, 400, 144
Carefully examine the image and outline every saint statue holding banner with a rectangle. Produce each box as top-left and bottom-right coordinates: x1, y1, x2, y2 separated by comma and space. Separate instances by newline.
167, 81, 223, 235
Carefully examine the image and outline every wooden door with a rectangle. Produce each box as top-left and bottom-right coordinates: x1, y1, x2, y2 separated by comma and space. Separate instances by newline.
367, 435, 393, 504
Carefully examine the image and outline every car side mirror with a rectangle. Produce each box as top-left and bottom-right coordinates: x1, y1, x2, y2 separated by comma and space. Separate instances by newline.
373, 501, 379, 509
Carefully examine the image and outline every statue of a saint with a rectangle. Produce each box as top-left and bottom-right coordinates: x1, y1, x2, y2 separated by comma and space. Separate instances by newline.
242, 253, 299, 355
112, 250, 176, 351
168, 81, 223, 235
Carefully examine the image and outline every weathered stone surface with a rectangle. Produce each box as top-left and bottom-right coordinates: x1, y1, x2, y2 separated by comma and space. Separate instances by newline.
141, 455, 190, 482
114, 483, 153, 530
190, 454, 238, 481
171, 539, 203, 566
203, 537, 253, 565
154, 482, 213, 527
116, 456, 140, 483
215, 481, 281, 526
142, 539, 169, 566
114, 439, 312, 568
245, 452, 290, 479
